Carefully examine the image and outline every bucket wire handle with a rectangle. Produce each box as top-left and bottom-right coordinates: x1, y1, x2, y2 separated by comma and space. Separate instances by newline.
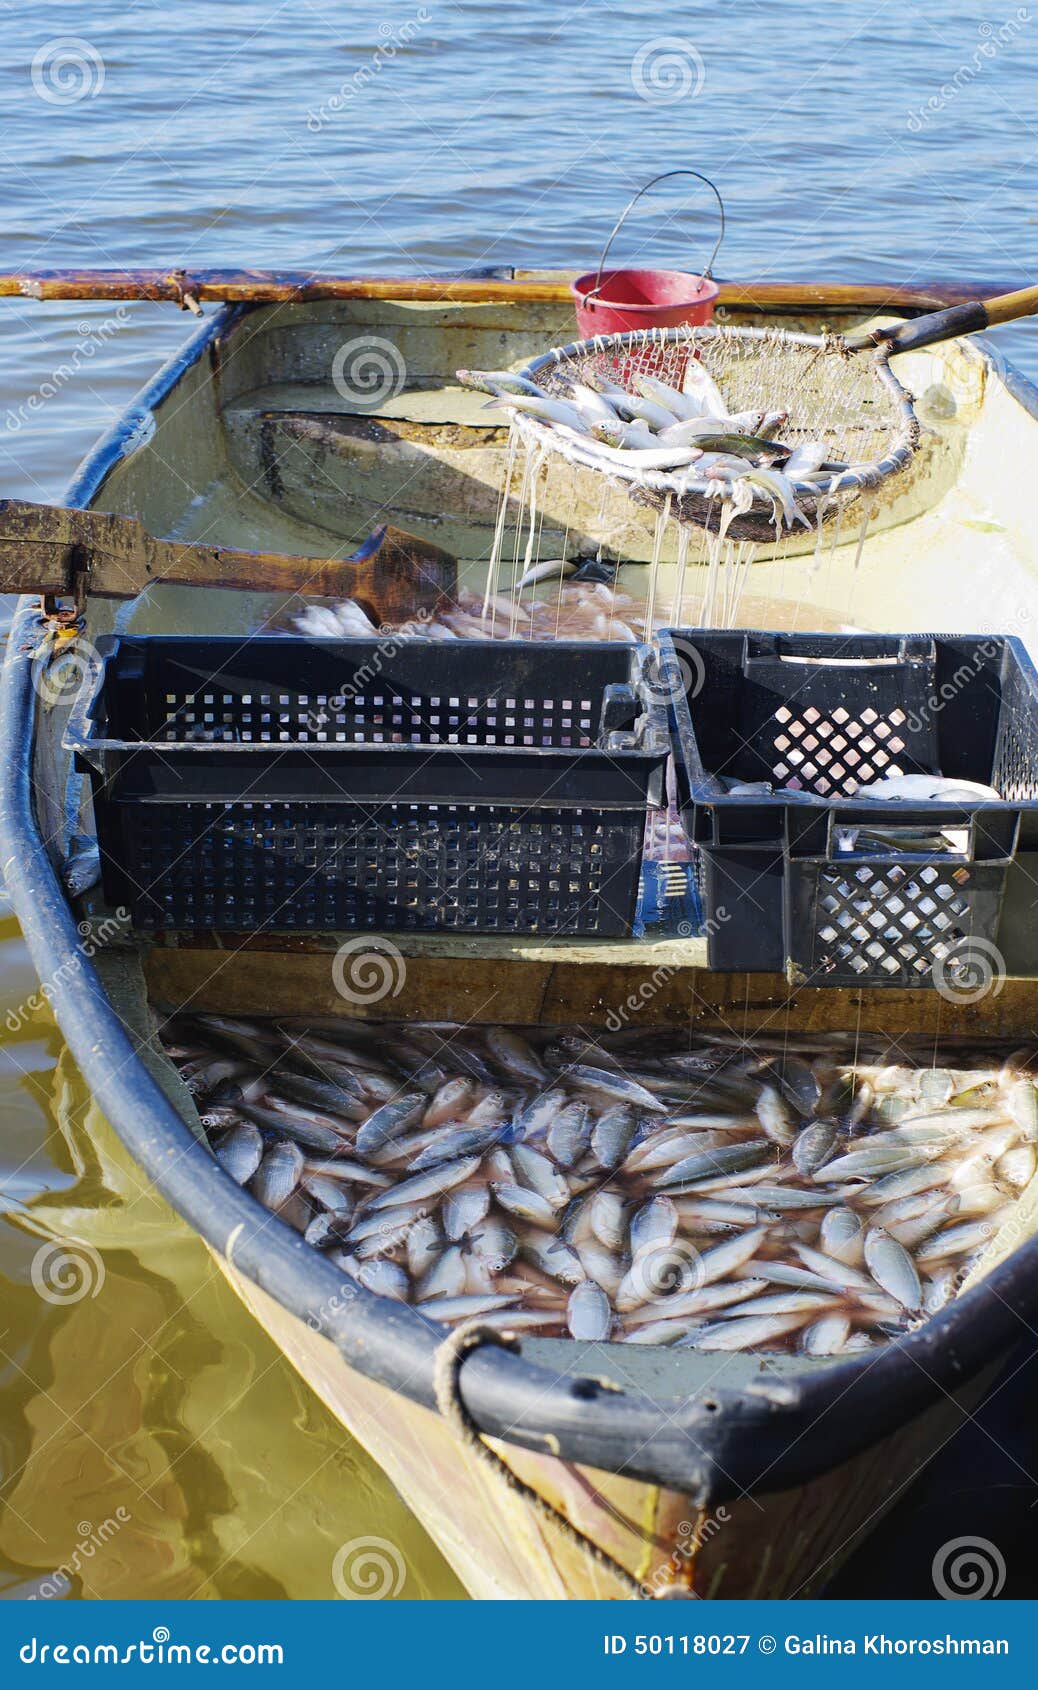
586, 169, 726, 303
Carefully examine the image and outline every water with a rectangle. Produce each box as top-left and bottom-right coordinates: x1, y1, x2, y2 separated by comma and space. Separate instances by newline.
0, 0, 1035, 1597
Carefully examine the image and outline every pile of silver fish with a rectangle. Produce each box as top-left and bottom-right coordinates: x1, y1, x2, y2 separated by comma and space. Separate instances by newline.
458, 365, 848, 529
159, 1018, 1036, 1356
294, 580, 659, 644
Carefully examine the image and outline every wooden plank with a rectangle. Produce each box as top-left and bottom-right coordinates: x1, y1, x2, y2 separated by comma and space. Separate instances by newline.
143, 941, 1038, 1035
0, 266, 1012, 313
0, 498, 457, 615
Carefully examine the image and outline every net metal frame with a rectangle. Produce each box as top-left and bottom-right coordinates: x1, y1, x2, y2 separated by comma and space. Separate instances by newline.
511, 324, 921, 545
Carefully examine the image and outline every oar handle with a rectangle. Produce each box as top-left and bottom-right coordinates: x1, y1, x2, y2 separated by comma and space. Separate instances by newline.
0, 497, 457, 618
845, 281, 1038, 357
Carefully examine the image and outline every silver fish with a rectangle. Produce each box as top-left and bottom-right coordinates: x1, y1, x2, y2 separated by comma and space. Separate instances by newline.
301, 1175, 354, 1215
546, 1102, 592, 1167
693, 1312, 810, 1351
366, 1155, 482, 1212
409, 1124, 502, 1172
819, 1207, 864, 1265
793, 1244, 873, 1292
355, 1093, 427, 1156
243, 1099, 348, 1155
418, 1244, 468, 1301
353, 1259, 410, 1302
511, 1144, 570, 1209
420, 1293, 520, 1321
423, 1077, 477, 1127
442, 1186, 491, 1241
568, 1066, 667, 1113
863, 1226, 922, 1310
491, 1182, 556, 1226
468, 1220, 518, 1272
623, 1279, 768, 1324
407, 1215, 443, 1279
212, 1123, 264, 1185
590, 1105, 639, 1168
630, 1196, 677, 1256
521, 1233, 585, 1286
249, 1140, 304, 1211
792, 1120, 838, 1176
800, 1314, 853, 1355
486, 1028, 548, 1085
654, 1140, 771, 1189
567, 1280, 612, 1341
590, 1189, 628, 1251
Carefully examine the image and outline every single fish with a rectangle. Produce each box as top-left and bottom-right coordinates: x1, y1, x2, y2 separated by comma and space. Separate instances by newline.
442, 1186, 491, 1241
590, 1104, 639, 1169
654, 1140, 772, 1189
366, 1155, 482, 1212
420, 1293, 520, 1321
484, 391, 589, 432
819, 1207, 865, 1265
301, 1175, 354, 1215
864, 1226, 922, 1310
249, 1140, 304, 1211
423, 1077, 477, 1127
511, 1143, 570, 1209
486, 1028, 548, 1086
521, 1233, 585, 1286
409, 1124, 502, 1172
693, 1312, 810, 1351
793, 1244, 874, 1292
418, 1244, 468, 1301
567, 1279, 612, 1341
355, 1093, 427, 1157
457, 368, 546, 397
242, 1100, 348, 1155
491, 1182, 557, 1226
630, 1196, 677, 1257
407, 1215, 443, 1279
623, 1279, 769, 1324
589, 1189, 628, 1252
212, 1123, 264, 1185
546, 1102, 592, 1167
800, 1314, 853, 1355
756, 1083, 797, 1145
468, 1220, 518, 1272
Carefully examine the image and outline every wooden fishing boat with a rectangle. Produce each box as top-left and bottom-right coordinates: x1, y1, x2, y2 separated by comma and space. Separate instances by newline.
3, 270, 1038, 1600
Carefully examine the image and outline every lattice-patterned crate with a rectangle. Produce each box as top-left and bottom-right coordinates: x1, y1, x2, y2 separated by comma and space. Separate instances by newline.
67, 637, 668, 936
660, 630, 1038, 986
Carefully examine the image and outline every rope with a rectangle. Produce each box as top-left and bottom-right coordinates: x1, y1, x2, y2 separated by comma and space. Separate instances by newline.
433, 1320, 659, 1600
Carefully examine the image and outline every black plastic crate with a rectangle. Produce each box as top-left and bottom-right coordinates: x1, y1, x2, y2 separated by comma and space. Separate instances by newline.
66, 637, 668, 937
660, 629, 1038, 985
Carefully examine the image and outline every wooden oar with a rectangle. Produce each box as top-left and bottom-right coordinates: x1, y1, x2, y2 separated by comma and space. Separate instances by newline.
0, 267, 1013, 314
0, 499, 457, 620
843, 280, 1038, 354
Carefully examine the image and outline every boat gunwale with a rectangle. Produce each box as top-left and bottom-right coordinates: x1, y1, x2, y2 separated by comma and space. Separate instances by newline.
4, 282, 1038, 1500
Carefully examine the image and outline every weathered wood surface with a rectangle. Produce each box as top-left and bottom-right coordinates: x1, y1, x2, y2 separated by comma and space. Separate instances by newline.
0, 498, 457, 616
0, 267, 1011, 312
144, 941, 1038, 1036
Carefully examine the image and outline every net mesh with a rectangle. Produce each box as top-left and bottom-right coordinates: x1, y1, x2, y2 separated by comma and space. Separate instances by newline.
512, 325, 919, 543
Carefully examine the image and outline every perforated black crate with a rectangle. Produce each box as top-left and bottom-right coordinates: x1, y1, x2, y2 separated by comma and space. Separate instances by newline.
66, 637, 668, 937
660, 629, 1038, 986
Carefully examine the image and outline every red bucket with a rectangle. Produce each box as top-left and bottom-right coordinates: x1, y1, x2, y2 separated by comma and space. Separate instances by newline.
571, 169, 725, 340
571, 267, 718, 338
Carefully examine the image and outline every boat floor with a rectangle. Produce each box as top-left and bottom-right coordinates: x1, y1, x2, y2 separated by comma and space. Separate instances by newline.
120, 368, 1036, 644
